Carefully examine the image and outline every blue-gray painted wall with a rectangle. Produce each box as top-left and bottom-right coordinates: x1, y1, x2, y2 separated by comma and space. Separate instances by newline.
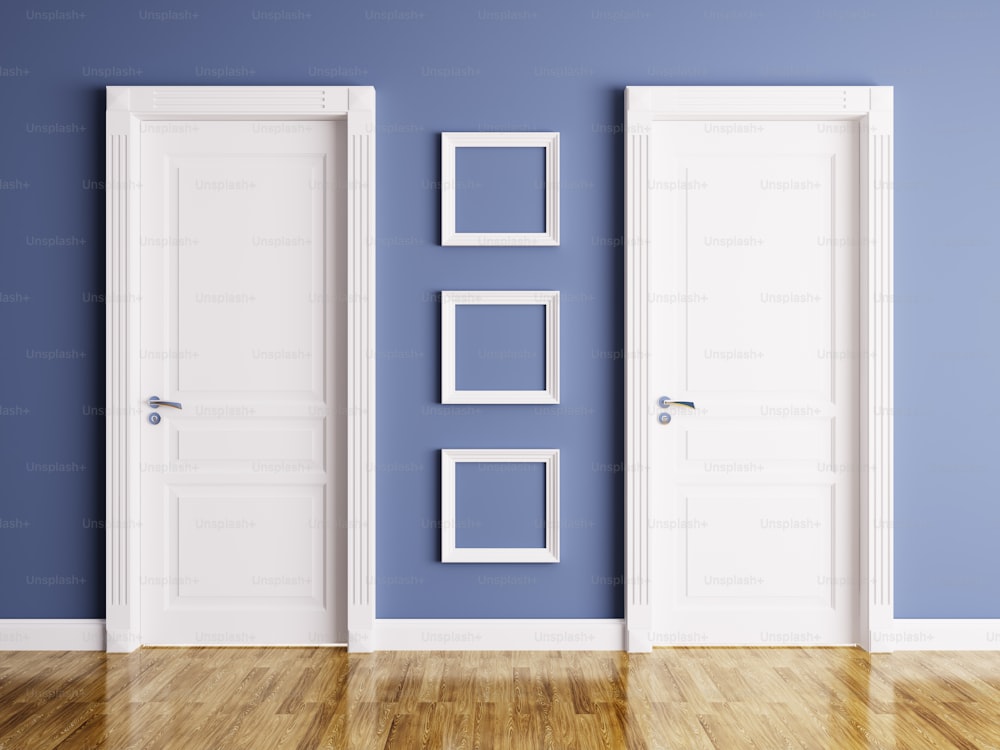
1, 0, 996, 620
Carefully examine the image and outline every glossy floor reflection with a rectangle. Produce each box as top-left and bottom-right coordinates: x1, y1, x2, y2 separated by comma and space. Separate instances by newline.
1, 647, 999, 748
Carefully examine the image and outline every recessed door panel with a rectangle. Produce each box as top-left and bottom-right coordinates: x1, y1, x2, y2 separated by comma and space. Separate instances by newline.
174, 490, 322, 601
173, 154, 324, 395
682, 490, 832, 603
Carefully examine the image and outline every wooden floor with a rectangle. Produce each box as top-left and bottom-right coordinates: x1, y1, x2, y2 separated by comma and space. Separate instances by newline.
1, 647, 999, 749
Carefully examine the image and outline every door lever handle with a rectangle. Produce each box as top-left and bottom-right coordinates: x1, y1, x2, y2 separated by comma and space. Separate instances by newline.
147, 396, 183, 410
658, 396, 696, 410
657, 396, 696, 425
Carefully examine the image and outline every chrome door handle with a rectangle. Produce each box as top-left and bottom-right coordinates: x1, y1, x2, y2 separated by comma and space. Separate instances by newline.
657, 395, 695, 425
147, 396, 183, 410
658, 396, 696, 410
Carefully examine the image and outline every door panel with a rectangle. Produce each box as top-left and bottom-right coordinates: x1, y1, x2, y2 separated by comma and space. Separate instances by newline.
683, 490, 832, 601
174, 489, 322, 600
173, 154, 325, 394
139, 120, 346, 644
648, 120, 859, 644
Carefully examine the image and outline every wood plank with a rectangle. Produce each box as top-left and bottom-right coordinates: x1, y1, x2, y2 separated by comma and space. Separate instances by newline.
0, 647, 998, 748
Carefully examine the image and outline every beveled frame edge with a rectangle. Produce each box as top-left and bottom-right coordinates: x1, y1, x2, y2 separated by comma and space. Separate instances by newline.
105, 86, 376, 653
440, 290, 560, 404
623, 85, 893, 653
441, 132, 560, 246
440, 449, 560, 563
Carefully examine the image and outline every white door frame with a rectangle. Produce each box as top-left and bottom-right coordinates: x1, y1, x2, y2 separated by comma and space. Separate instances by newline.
624, 86, 894, 652
105, 86, 377, 653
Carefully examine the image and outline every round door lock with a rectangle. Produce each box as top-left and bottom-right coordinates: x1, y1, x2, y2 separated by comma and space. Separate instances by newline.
658, 412, 671, 425
148, 412, 162, 425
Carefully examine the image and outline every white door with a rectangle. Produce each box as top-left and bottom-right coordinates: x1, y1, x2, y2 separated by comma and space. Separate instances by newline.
647, 120, 860, 645
138, 119, 347, 644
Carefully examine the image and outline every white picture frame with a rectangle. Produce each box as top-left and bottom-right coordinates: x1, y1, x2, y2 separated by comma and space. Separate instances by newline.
441, 132, 560, 246
441, 448, 560, 563
441, 290, 559, 404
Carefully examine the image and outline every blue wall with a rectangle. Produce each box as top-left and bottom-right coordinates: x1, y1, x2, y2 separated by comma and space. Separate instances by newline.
1, 0, 998, 620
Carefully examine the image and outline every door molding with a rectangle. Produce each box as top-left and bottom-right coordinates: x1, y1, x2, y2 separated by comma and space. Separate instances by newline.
624, 86, 893, 652
105, 86, 376, 652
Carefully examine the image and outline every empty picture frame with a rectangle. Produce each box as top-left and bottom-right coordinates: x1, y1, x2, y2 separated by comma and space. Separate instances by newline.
441, 290, 559, 404
441, 448, 560, 563
441, 132, 560, 246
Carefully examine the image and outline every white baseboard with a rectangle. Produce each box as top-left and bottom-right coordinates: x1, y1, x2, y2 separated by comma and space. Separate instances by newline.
374, 618, 1000, 652
0, 619, 106, 651
880, 619, 1000, 650
4, 617, 997, 652
374, 618, 626, 651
